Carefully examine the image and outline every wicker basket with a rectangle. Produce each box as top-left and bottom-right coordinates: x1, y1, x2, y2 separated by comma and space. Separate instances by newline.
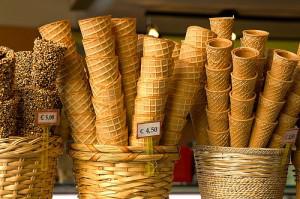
70, 144, 179, 198
194, 145, 289, 199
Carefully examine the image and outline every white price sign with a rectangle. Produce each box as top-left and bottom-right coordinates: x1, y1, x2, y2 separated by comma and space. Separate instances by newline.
281, 128, 299, 147
137, 121, 161, 138
36, 109, 60, 126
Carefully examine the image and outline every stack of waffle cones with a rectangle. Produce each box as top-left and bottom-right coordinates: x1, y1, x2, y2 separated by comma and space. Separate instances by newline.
241, 30, 269, 96
250, 49, 299, 148
230, 47, 259, 147
112, 18, 140, 128
209, 17, 234, 40
39, 20, 97, 144
79, 16, 128, 145
205, 38, 232, 147
130, 36, 174, 146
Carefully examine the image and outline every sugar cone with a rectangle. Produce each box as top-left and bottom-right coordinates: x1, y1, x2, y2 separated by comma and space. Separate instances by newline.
140, 57, 172, 79
184, 26, 217, 48
143, 36, 175, 58
119, 56, 140, 75
231, 72, 258, 100
206, 86, 230, 112
249, 118, 278, 148
256, 93, 285, 122
191, 105, 209, 145
262, 71, 293, 101
137, 34, 144, 59
39, 20, 72, 43
266, 48, 276, 72
207, 129, 230, 147
274, 113, 298, 136
111, 18, 136, 37
205, 65, 231, 91
179, 41, 207, 65
256, 56, 267, 78
137, 78, 169, 97
173, 60, 204, 81
232, 47, 259, 78
269, 134, 283, 148
269, 49, 299, 81
160, 130, 182, 146
230, 92, 256, 120
172, 41, 181, 60
71, 128, 97, 144
209, 17, 234, 40
78, 15, 112, 39
116, 35, 138, 59
165, 101, 193, 119
57, 36, 77, 58
82, 35, 115, 57
95, 110, 126, 131
90, 73, 122, 98
206, 108, 229, 132
282, 92, 300, 117
206, 38, 233, 69
241, 30, 269, 57
229, 114, 254, 147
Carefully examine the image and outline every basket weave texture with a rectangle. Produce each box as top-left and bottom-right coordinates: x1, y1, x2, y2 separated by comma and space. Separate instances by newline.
70, 144, 179, 198
194, 145, 288, 199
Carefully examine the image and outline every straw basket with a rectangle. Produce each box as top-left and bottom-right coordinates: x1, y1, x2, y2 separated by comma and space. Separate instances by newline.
194, 145, 289, 199
70, 144, 179, 198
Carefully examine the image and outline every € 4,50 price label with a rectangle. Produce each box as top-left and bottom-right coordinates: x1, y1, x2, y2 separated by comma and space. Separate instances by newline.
281, 128, 299, 147
36, 109, 60, 126
137, 121, 161, 139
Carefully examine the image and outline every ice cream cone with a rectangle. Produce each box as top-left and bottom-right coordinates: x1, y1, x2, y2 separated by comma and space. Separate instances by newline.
232, 47, 259, 79
135, 96, 167, 115
119, 55, 140, 75
209, 17, 234, 40
112, 18, 136, 38
191, 106, 209, 145
184, 26, 217, 48
71, 128, 97, 144
206, 86, 230, 112
97, 126, 128, 146
231, 72, 258, 100
82, 35, 115, 57
137, 34, 144, 59
179, 41, 207, 65
256, 56, 267, 78
206, 38, 233, 69
39, 20, 72, 43
205, 64, 231, 91
165, 101, 193, 118
269, 49, 299, 81
256, 93, 285, 122
274, 113, 298, 136
169, 79, 201, 98
137, 78, 169, 97
207, 128, 230, 147
241, 30, 269, 57
206, 107, 229, 132
229, 114, 254, 147
140, 57, 172, 79
143, 36, 175, 58
266, 48, 276, 72
172, 41, 181, 60
92, 95, 124, 117
78, 15, 112, 39
116, 34, 138, 59
230, 92, 256, 120
262, 71, 293, 101
68, 111, 95, 133
249, 118, 278, 148
173, 60, 204, 81
164, 115, 187, 132
269, 134, 283, 148
91, 77, 122, 102
95, 110, 126, 131
282, 92, 300, 117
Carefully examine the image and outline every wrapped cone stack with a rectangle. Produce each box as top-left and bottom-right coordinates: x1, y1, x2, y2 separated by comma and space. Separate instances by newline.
241, 30, 269, 58
229, 47, 258, 147
79, 16, 128, 145
250, 49, 300, 148
130, 37, 174, 146
209, 17, 234, 40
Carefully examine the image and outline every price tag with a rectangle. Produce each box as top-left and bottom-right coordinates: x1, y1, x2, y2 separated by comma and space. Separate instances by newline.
36, 109, 60, 126
137, 121, 161, 139
281, 128, 299, 147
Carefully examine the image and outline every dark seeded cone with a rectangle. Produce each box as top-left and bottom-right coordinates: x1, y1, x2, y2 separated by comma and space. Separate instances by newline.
0, 46, 15, 100
13, 51, 33, 90
32, 38, 65, 89
0, 97, 19, 138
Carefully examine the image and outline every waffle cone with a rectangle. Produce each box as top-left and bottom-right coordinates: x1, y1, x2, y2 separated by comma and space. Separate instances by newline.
269, 134, 283, 148
274, 113, 298, 136
262, 71, 293, 101
39, 20, 72, 43
241, 30, 269, 57
166, 101, 193, 118
207, 128, 230, 147
68, 111, 95, 133
173, 60, 205, 81
255, 93, 285, 122
249, 118, 278, 148
283, 92, 300, 117
206, 38, 233, 69
206, 86, 230, 111
62, 90, 92, 109
112, 18, 136, 38
116, 35, 138, 59
82, 35, 115, 57
57, 36, 77, 59
229, 114, 254, 147
255, 77, 265, 96
95, 110, 126, 132
269, 49, 299, 81
78, 15, 112, 39
71, 128, 97, 144
58, 76, 89, 95
230, 92, 256, 120
191, 106, 209, 145
232, 47, 259, 78
184, 26, 217, 48
143, 36, 175, 58
256, 56, 267, 78
97, 127, 128, 146
231, 72, 258, 100
119, 56, 140, 75
172, 41, 181, 60
206, 108, 229, 132
134, 96, 167, 115
164, 115, 187, 133
137, 78, 169, 97
92, 95, 124, 117
179, 41, 207, 64
206, 65, 231, 91
160, 131, 182, 146
140, 57, 172, 79
169, 79, 201, 98
209, 17, 234, 40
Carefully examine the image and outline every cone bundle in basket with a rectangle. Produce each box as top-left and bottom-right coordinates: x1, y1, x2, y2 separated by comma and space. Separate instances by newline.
209, 17, 234, 40
79, 16, 128, 146
130, 37, 174, 146
241, 29, 269, 57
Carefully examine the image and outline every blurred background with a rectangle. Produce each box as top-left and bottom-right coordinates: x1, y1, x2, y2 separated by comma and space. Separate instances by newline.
0, 0, 299, 198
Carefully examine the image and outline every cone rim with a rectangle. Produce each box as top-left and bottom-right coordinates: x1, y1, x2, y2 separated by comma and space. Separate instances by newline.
206, 64, 232, 72
231, 47, 259, 60
206, 38, 233, 49
231, 71, 258, 81
205, 85, 231, 94
266, 71, 293, 84
230, 91, 256, 102
274, 49, 300, 62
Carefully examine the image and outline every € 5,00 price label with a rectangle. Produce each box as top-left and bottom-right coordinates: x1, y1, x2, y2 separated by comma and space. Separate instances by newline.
281, 128, 299, 146
36, 109, 60, 126
137, 121, 161, 139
